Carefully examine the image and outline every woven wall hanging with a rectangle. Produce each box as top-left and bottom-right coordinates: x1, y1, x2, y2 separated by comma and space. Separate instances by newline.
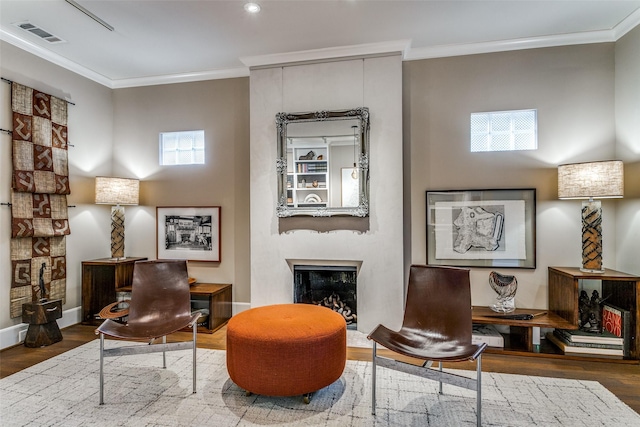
9, 82, 71, 318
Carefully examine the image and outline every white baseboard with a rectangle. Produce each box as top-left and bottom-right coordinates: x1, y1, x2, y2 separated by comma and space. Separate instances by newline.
0, 306, 82, 350
233, 302, 251, 316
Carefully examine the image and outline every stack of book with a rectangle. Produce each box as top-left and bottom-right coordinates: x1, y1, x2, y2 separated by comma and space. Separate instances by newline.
472, 323, 504, 348
546, 328, 624, 357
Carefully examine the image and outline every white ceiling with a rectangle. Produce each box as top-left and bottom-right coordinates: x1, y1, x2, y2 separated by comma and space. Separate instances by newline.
2, 1, 640, 89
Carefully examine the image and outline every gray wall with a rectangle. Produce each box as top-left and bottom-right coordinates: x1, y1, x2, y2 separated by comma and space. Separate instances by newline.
405, 44, 619, 308
111, 80, 251, 303
615, 25, 640, 275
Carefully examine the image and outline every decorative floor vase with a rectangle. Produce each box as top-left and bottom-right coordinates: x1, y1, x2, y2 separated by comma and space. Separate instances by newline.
489, 271, 517, 313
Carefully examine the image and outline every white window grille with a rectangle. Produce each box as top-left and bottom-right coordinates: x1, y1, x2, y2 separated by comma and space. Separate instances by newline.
160, 130, 205, 165
471, 109, 537, 152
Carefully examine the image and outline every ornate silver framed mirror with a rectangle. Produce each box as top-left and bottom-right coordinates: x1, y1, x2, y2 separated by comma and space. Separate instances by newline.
276, 108, 370, 217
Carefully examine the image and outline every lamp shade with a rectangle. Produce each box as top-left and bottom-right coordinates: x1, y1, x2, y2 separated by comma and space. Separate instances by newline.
558, 160, 623, 200
95, 176, 139, 205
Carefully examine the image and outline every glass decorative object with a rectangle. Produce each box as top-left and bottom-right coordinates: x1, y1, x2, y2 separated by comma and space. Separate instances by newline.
489, 271, 517, 313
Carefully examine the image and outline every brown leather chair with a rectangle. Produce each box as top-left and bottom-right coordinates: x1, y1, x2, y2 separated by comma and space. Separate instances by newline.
96, 260, 200, 405
368, 264, 487, 426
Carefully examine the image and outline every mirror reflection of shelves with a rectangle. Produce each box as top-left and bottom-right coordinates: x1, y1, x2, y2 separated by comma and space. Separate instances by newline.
287, 146, 329, 208
276, 108, 369, 217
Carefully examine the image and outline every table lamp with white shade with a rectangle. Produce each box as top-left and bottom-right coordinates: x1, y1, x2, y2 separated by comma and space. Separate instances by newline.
95, 176, 139, 260
558, 160, 623, 273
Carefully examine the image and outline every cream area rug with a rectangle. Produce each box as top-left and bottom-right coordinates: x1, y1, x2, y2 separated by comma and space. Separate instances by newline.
1, 340, 638, 426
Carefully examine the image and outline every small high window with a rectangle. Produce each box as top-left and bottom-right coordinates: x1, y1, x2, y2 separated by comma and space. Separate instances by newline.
471, 109, 537, 152
160, 130, 205, 165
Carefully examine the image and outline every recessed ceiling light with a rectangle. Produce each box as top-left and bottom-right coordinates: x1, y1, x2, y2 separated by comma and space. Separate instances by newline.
244, 3, 261, 14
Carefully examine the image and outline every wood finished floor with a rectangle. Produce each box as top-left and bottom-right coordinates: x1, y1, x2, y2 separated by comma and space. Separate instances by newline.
1, 324, 639, 415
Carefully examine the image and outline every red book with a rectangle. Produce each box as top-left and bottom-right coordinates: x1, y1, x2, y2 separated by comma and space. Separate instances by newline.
602, 303, 631, 357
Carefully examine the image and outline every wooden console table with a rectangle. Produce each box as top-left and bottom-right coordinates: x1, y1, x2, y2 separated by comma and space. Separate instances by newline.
549, 267, 640, 360
472, 306, 574, 353
188, 283, 232, 333
81, 257, 147, 325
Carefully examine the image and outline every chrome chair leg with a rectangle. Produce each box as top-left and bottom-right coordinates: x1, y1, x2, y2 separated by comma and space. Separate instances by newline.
438, 361, 443, 394
477, 354, 482, 427
99, 333, 104, 405
371, 341, 377, 415
192, 323, 197, 394
162, 335, 167, 368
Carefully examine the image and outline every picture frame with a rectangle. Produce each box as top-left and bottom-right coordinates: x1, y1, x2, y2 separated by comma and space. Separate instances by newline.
426, 189, 536, 268
156, 206, 221, 262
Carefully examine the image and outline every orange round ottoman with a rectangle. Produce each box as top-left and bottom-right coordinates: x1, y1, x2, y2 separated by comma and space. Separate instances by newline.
226, 304, 347, 399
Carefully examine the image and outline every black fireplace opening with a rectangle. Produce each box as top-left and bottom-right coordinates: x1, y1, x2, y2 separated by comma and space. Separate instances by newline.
294, 265, 357, 328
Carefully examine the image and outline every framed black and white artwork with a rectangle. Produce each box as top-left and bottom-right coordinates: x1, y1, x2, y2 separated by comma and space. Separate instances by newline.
156, 206, 221, 262
426, 189, 536, 268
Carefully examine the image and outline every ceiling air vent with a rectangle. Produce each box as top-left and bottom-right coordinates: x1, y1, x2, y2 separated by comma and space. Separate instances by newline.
14, 21, 66, 44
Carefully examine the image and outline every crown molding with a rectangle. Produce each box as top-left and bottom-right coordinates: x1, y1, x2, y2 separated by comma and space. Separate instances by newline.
0, 28, 112, 87
240, 40, 412, 69
612, 7, 640, 40
406, 12, 640, 62
110, 68, 250, 89
0, 28, 249, 89
405, 30, 616, 61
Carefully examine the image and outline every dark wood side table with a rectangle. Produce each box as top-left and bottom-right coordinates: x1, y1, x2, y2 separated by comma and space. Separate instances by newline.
22, 299, 63, 347
549, 267, 640, 360
81, 257, 147, 325
472, 306, 575, 353
188, 283, 232, 333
